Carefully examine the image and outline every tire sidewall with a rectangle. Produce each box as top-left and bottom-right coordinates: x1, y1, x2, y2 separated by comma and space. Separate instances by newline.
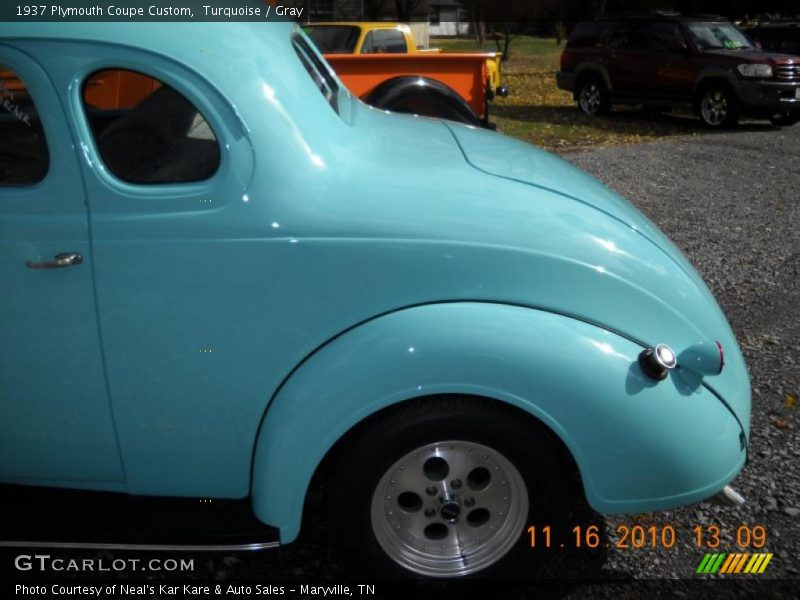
577, 76, 610, 116
327, 399, 571, 579
696, 84, 739, 128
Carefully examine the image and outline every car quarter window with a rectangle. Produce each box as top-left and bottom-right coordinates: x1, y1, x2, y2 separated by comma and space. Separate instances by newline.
639, 22, 686, 51
0, 66, 49, 186
82, 69, 220, 185
362, 29, 407, 54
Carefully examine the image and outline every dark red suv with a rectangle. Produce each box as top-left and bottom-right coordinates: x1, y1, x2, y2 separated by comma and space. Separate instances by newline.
557, 16, 800, 127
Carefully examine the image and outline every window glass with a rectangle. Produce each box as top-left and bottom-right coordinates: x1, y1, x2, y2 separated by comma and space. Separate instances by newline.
0, 66, 49, 186
640, 22, 687, 52
568, 22, 611, 48
293, 36, 340, 113
82, 69, 220, 184
686, 22, 754, 50
304, 25, 360, 53
609, 23, 641, 50
362, 29, 408, 54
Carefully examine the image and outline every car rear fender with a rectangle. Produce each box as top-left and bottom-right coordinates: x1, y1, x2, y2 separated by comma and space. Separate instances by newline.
250, 303, 746, 543
574, 64, 613, 94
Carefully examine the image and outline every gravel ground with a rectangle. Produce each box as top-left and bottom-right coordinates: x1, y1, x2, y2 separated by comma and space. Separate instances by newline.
4, 125, 798, 598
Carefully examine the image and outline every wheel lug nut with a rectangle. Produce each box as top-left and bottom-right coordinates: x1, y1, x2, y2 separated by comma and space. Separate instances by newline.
425, 508, 436, 518
464, 497, 476, 507
451, 479, 462, 489
425, 486, 437, 496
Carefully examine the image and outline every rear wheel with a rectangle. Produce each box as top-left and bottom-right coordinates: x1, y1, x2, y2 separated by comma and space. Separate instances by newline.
696, 84, 739, 128
576, 76, 611, 116
327, 396, 574, 578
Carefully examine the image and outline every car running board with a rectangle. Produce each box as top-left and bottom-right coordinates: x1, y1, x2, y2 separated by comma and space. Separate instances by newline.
0, 484, 280, 551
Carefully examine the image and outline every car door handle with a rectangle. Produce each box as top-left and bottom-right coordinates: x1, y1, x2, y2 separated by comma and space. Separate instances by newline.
25, 252, 83, 269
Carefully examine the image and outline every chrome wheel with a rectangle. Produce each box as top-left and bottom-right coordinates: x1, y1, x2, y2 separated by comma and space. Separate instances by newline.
579, 82, 604, 115
370, 440, 528, 578
700, 90, 729, 126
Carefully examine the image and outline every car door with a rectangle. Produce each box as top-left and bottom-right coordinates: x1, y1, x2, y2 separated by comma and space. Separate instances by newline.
40, 46, 256, 498
641, 22, 697, 99
0, 46, 124, 483
605, 22, 655, 98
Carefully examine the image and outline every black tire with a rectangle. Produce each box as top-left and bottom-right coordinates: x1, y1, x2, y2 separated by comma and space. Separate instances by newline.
326, 396, 577, 579
365, 76, 483, 128
576, 75, 611, 116
695, 83, 739, 128
770, 111, 800, 127
382, 93, 482, 127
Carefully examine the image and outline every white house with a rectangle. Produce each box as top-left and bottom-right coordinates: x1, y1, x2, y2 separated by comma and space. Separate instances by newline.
427, 0, 471, 37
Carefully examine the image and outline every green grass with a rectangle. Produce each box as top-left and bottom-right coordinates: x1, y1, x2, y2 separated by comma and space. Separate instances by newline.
432, 35, 706, 151
432, 35, 565, 56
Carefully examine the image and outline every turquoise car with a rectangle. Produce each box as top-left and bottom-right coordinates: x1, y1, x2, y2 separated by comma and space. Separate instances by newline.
0, 22, 749, 578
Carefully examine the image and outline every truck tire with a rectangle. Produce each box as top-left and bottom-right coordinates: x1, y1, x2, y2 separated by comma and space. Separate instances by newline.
365, 77, 483, 128
576, 75, 611, 116
695, 83, 739, 128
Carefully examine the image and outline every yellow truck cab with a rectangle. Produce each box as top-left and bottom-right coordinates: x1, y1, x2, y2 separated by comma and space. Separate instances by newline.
306, 22, 504, 95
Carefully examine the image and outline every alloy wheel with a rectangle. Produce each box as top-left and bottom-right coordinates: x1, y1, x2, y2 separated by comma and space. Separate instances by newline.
370, 440, 528, 577
701, 90, 729, 126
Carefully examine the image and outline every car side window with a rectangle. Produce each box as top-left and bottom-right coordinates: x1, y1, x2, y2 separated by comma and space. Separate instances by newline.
82, 69, 220, 185
641, 22, 686, 52
568, 22, 610, 48
0, 66, 49, 186
362, 29, 407, 54
609, 24, 641, 50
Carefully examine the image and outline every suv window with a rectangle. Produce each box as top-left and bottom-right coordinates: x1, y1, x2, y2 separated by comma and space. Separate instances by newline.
0, 67, 49, 186
608, 23, 644, 50
639, 22, 687, 52
686, 22, 754, 50
362, 29, 407, 54
567, 22, 611, 48
82, 69, 220, 185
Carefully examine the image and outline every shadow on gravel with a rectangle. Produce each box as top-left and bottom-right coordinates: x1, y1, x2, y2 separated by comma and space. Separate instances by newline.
495, 104, 780, 136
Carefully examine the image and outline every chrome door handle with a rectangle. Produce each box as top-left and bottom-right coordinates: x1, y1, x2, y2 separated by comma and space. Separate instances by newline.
25, 252, 83, 269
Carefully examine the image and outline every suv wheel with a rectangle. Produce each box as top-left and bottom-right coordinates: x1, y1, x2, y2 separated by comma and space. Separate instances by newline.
770, 111, 800, 127
577, 76, 610, 116
696, 85, 739, 128
327, 396, 574, 578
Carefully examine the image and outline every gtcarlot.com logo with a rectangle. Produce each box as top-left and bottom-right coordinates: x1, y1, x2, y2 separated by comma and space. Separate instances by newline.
14, 554, 194, 573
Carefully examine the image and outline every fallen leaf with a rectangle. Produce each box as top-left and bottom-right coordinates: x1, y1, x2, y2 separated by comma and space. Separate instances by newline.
774, 418, 792, 429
